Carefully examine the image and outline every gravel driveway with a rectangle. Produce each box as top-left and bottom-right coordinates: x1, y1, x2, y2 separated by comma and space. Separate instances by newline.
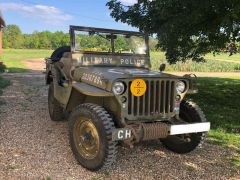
0, 72, 239, 180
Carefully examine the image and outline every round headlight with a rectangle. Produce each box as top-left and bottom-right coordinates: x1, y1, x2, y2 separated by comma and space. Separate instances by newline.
176, 81, 186, 93
112, 82, 125, 95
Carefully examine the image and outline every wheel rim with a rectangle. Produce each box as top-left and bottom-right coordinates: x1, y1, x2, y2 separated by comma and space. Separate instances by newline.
73, 117, 100, 160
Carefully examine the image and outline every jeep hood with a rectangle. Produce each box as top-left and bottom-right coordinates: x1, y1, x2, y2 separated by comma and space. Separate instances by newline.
72, 67, 181, 91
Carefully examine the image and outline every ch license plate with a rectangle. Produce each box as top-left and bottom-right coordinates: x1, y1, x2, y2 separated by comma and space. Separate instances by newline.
112, 128, 132, 141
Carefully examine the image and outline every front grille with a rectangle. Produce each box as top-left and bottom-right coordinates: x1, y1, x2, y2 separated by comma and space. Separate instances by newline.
127, 79, 176, 117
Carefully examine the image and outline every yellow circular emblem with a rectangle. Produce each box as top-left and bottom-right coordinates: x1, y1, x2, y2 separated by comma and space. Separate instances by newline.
130, 79, 147, 97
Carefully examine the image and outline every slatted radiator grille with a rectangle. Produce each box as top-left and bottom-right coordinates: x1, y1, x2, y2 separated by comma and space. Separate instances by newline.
127, 80, 176, 117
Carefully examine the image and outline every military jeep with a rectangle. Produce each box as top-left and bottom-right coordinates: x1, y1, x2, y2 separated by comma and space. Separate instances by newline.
46, 26, 210, 171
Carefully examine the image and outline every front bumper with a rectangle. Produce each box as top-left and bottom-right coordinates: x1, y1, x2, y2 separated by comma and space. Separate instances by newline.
169, 122, 210, 135
112, 122, 210, 141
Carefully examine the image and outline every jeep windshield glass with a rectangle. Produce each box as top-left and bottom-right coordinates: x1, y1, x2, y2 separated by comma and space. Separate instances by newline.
74, 30, 147, 55
75, 31, 112, 53
115, 34, 147, 55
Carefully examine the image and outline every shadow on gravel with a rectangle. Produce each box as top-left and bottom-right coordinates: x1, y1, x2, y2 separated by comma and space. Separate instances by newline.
0, 75, 11, 106
6, 67, 29, 73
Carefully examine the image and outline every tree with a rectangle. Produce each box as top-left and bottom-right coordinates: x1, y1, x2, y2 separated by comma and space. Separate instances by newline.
51, 31, 69, 49
31, 31, 40, 49
107, 0, 240, 63
38, 31, 52, 49
3, 24, 22, 48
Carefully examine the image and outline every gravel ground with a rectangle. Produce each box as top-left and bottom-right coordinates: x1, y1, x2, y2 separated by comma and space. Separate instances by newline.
0, 72, 239, 180
23, 58, 46, 72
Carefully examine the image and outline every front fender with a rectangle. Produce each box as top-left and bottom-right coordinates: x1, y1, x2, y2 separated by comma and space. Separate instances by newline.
72, 82, 114, 97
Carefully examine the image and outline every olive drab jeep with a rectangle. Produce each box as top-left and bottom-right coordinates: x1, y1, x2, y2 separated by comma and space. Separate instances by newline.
45, 26, 210, 171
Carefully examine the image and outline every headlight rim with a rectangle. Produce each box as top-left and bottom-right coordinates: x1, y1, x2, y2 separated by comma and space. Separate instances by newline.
112, 81, 125, 95
176, 80, 186, 94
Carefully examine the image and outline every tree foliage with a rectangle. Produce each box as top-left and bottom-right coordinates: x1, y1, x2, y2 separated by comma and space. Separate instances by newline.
107, 0, 240, 63
2, 24, 158, 51
2, 25, 70, 49
3, 25, 22, 49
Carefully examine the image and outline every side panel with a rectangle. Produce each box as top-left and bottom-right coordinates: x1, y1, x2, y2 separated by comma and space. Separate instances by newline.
66, 88, 86, 112
52, 67, 72, 106
48, 56, 75, 107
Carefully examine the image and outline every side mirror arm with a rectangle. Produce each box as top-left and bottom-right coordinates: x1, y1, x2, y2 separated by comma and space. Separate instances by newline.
159, 63, 166, 72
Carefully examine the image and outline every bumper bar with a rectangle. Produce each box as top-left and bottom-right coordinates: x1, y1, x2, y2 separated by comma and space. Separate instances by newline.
170, 122, 210, 135
112, 122, 210, 141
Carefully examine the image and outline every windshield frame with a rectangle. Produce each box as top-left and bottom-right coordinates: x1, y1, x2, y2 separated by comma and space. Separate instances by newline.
70, 25, 150, 57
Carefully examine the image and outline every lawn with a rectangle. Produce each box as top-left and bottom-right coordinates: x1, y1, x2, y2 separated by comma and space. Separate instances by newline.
188, 76, 240, 166
205, 53, 240, 62
151, 51, 240, 72
0, 49, 52, 72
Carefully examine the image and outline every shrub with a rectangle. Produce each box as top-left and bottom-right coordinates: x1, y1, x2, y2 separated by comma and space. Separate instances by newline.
0, 62, 7, 73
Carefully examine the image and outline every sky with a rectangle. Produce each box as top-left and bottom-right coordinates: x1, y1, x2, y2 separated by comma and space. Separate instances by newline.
0, 0, 138, 34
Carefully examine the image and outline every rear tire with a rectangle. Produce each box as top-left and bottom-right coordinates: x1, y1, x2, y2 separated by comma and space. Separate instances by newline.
161, 100, 207, 154
69, 103, 117, 171
48, 82, 65, 121
51, 46, 70, 62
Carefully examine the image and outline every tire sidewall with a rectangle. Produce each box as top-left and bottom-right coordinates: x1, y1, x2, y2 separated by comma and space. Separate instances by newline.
48, 82, 64, 121
48, 83, 54, 118
161, 100, 206, 154
51, 46, 70, 61
69, 105, 111, 170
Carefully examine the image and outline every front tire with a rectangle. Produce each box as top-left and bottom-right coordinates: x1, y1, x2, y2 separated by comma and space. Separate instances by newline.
161, 100, 207, 154
68, 103, 117, 171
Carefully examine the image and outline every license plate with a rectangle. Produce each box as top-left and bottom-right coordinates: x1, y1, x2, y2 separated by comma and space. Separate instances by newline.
112, 128, 132, 141
170, 122, 210, 135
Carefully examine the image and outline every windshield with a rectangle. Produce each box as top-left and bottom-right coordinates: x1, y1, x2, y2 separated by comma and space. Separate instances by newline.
75, 31, 111, 52
115, 34, 147, 54
74, 30, 148, 55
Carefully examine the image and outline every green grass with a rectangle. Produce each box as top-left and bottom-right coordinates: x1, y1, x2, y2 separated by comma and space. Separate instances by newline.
205, 53, 240, 62
232, 153, 240, 167
189, 77, 240, 132
1, 49, 52, 72
188, 76, 240, 166
151, 51, 240, 72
